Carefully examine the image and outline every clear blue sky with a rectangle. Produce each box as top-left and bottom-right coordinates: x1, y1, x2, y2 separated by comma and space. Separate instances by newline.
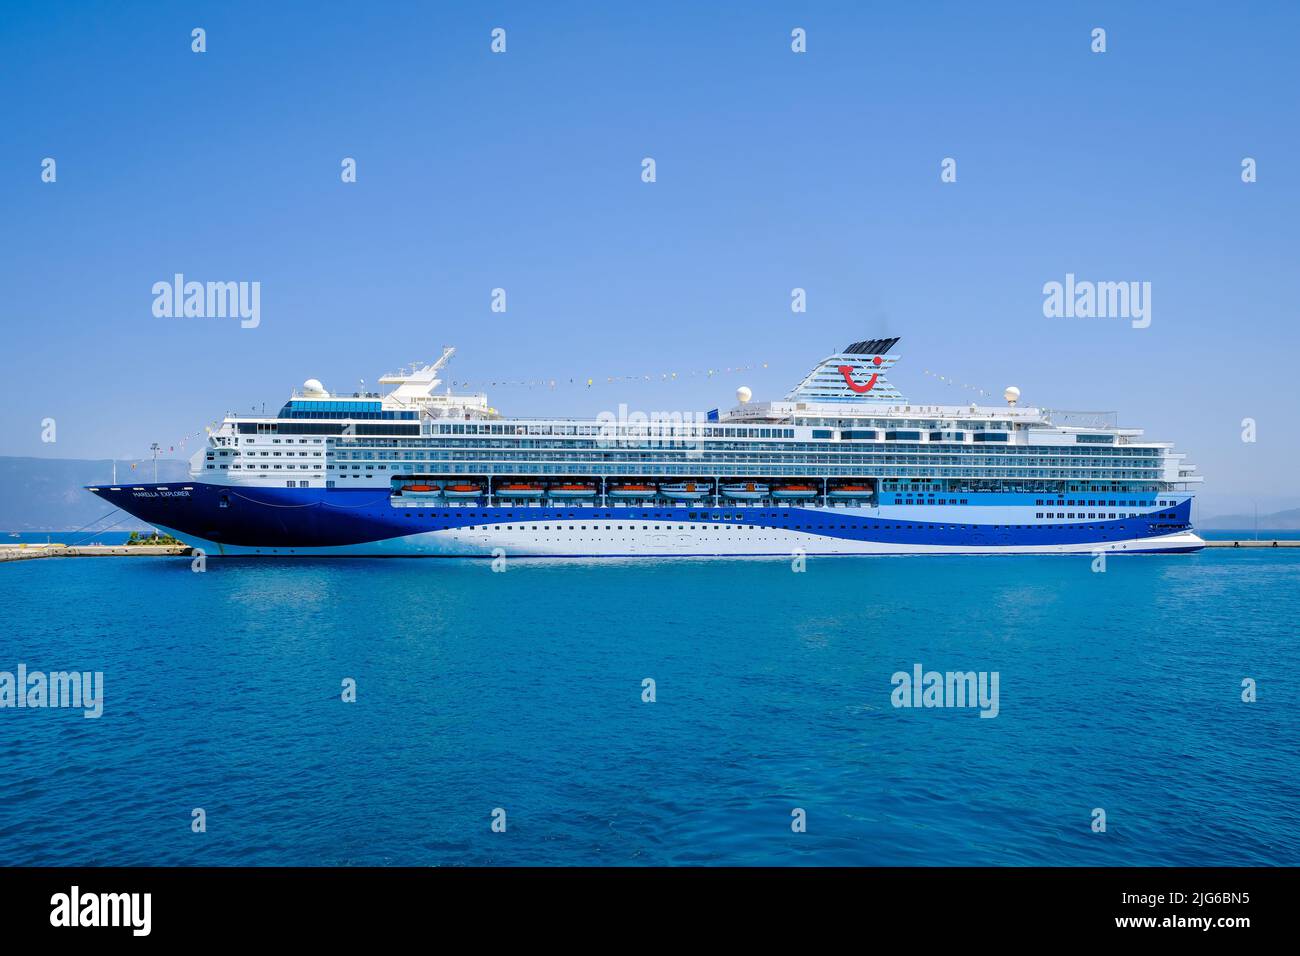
1, 1, 1296, 514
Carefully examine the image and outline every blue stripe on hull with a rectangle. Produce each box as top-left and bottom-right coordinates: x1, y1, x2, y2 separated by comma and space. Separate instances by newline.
92, 483, 1201, 553
165, 547, 1209, 558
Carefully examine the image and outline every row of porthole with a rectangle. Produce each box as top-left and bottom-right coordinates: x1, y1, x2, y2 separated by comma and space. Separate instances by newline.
439, 523, 1134, 534
253, 505, 1154, 537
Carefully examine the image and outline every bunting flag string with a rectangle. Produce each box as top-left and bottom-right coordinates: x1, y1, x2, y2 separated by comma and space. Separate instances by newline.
450, 361, 770, 390
150, 365, 986, 459
920, 368, 995, 400
148, 421, 222, 461
149, 361, 771, 459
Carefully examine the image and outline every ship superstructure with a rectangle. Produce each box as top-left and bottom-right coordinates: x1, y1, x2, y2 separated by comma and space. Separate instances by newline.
90, 341, 1204, 556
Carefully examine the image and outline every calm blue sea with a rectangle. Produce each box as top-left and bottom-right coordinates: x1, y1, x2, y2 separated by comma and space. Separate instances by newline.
1, 549, 1297, 866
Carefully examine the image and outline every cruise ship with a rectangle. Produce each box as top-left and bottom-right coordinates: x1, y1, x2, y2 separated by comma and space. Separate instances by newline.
89, 339, 1204, 556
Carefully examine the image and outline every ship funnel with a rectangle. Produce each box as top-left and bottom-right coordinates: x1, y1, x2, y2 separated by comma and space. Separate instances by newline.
785, 337, 906, 404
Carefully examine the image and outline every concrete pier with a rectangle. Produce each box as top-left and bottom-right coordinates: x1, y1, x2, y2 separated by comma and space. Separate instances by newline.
0, 544, 191, 562
1202, 539, 1299, 548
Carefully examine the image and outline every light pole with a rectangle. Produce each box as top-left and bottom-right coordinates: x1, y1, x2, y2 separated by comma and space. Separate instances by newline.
150, 443, 160, 483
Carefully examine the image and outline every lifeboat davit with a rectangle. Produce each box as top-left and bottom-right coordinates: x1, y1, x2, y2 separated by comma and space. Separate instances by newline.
609, 483, 657, 498
772, 483, 818, 499
548, 483, 597, 499
720, 482, 769, 500
495, 483, 545, 499
442, 483, 485, 499
660, 481, 711, 500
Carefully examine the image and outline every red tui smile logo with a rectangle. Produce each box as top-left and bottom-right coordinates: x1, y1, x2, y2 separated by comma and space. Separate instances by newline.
838, 356, 883, 393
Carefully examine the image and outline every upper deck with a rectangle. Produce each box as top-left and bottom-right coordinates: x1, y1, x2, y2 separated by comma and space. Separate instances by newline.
196, 340, 1202, 491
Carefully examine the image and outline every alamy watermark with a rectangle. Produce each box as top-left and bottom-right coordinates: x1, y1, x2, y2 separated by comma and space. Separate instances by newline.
891, 663, 999, 718
1042, 273, 1150, 329
1, 664, 103, 718
152, 273, 260, 328
50, 886, 150, 936
596, 404, 708, 452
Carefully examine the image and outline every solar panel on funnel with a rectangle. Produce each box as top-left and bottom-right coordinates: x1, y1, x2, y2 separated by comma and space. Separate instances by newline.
843, 337, 899, 355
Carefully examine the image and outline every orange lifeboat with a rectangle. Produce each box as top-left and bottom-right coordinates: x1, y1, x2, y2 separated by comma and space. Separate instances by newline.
772, 483, 818, 499
496, 483, 545, 499
829, 483, 874, 499
442, 483, 484, 499
401, 483, 442, 498
609, 483, 657, 498
548, 483, 597, 498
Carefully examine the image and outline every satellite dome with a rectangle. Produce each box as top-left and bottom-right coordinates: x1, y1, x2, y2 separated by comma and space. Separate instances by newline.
736, 386, 752, 404
1004, 386, 1021, 406
302, 378, 327, 396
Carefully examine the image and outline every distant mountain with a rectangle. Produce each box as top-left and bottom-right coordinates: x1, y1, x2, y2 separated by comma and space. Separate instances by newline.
1199, 508, 1300, 530
0, 456, 190, 532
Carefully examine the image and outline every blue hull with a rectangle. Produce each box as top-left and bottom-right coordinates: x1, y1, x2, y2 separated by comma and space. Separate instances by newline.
88, 482, 1201, 555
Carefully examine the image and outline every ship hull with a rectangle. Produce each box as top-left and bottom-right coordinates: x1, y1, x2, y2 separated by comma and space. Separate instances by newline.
89, 483, 1205, 557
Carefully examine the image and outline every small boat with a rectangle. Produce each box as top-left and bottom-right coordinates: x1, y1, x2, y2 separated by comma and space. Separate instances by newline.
609, 483, 657, 498
720, 481, 769, 500
829, 483, 874, 499
442, 483, 485, 499
399, 483, 442, 498
548, 483, 597, 499
495, 483, 545, 499
660, 481, 711, 500
772, 483, 818, 499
